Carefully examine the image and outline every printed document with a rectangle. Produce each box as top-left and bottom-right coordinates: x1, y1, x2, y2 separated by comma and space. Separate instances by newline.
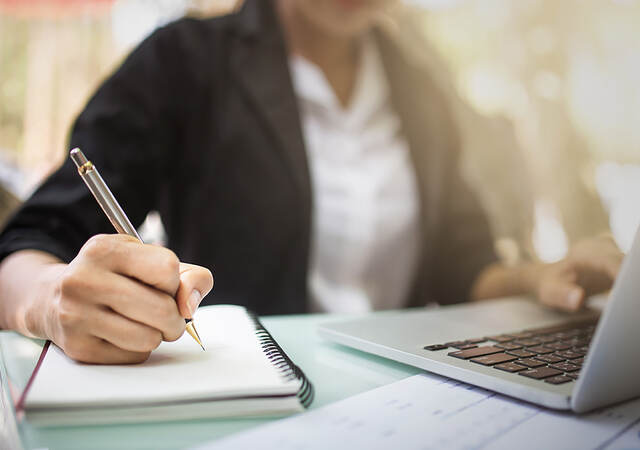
195, 373, 640, 450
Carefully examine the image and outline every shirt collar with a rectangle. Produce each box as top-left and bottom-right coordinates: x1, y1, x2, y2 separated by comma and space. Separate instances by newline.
289, 35, 389, 129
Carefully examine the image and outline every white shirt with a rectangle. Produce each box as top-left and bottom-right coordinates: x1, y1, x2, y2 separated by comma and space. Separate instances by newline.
289, 37, 421, 313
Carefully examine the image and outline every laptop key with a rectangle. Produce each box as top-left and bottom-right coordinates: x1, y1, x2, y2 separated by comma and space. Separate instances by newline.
545, 375, 573, 385
573, 357, 585, 366
494, 362, 527, 373
467, 338, 487, 344
555, 350, 584, 360
513, 338, 542, 347
516, 358, 546, 368
566, 372, 580, 380
448, 346, 503, 359
505, 349, 537, 358
485, 335, 514, 343
471, 353, 518, 366
534, 354, 564, 364
424, 344, 448, 351
444, 341, 468, 347
453, 344, 478, 350
519, 367, 563, 380
551, 332, 573, 340
527, 345, 555, 355
545, 342, 572, 351
496, 342, 523, 350
537, 335, 559, 344
550, 362, 581, 372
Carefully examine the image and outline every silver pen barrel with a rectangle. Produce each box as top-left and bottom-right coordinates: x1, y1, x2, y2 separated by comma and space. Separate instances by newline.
70, 147, 205, 350
70, 148, 142, 241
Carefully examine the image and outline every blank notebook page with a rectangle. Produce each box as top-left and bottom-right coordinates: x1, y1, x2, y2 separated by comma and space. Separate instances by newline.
26, 305, 300, 408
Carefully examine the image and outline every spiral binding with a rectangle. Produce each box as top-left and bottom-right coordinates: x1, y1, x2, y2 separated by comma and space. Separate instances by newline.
248, 312, 314, 408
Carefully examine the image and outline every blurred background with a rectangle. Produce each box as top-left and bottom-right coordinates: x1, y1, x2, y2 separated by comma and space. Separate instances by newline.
0, 0, 638, 263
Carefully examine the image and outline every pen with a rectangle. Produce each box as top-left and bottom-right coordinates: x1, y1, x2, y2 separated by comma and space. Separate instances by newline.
69, 148, 205, 351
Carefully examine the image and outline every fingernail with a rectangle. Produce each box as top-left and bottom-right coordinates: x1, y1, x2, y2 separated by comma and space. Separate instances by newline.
568, 288, 582, 308
189, 289, 202, 316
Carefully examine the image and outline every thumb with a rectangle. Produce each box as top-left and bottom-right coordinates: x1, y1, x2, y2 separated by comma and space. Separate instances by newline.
540, 275, 585, 312
176, 262, 214, 319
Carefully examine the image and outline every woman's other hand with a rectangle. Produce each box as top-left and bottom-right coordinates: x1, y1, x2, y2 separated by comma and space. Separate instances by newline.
535, 235, 622, 312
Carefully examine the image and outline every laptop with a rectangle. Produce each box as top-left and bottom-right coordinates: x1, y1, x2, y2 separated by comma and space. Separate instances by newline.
318, 225, 640, 413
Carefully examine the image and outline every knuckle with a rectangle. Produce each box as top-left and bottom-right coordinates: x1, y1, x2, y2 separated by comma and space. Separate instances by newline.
82, 234, 114, 258
159, 249, 180, 275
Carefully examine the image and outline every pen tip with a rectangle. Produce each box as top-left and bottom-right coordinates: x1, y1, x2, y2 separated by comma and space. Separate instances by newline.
186, 321, 205, 351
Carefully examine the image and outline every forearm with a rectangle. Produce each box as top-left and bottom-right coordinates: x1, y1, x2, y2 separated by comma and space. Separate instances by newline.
470, 262, 546, 301
0, 250, 65, 338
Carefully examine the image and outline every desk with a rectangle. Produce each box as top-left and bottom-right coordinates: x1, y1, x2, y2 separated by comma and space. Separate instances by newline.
1, 313, 421, 450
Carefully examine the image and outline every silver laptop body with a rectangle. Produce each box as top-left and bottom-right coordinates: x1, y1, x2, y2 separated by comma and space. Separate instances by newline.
319, 226, 640, 413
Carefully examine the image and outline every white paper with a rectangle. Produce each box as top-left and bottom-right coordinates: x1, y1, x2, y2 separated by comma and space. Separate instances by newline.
26, 305, 299, 409
195, 373, 640, 450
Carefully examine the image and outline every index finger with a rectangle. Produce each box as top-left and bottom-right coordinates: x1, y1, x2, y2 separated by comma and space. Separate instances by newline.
81, 234, 181, 296
175, 263, 214, 319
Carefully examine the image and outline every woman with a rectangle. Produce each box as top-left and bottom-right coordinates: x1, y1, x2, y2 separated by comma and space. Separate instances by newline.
0, 0, 622, 364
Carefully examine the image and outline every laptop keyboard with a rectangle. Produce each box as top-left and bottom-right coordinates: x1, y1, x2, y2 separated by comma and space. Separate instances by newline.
424, 318, 597, 385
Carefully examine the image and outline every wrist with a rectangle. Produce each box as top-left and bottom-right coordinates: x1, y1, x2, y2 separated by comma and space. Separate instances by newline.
21, 262, 67, 340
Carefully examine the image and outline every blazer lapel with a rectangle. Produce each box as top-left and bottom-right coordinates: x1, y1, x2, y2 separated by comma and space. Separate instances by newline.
227, 0, 311, 207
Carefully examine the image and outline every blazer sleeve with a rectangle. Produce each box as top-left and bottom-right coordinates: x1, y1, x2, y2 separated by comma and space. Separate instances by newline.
0, 22, 186, 263
430, 151, 499, 306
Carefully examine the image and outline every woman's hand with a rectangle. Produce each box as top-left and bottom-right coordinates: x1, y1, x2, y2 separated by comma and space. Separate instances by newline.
1, 234, 213, 364
535, 235, 623, 312
471, 235, 623, 311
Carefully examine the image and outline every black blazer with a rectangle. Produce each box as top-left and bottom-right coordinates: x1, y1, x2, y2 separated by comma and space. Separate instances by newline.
0, 0, 497, 315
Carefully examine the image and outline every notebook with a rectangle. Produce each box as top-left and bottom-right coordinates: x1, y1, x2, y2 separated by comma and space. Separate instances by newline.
21, 305, 313, 426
